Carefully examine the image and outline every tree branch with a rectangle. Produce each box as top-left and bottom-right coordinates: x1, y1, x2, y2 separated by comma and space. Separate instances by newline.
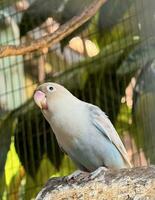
0, 0, 107, 58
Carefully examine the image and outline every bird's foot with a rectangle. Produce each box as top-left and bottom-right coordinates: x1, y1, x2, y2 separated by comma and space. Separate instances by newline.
65, 170, 88, 182
90, 166, 108, 179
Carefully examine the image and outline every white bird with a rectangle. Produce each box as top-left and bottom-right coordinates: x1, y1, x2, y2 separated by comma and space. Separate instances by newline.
34, 82, 132, 172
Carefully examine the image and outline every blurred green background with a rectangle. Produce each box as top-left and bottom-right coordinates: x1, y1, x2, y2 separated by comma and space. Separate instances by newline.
0, 0, 155, 199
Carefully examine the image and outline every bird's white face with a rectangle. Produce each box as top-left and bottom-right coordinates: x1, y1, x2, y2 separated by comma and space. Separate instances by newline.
34, 82, 72, 116
34, 83, 57, 111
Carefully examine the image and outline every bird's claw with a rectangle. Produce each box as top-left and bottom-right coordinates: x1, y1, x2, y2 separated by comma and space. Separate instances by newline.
90, 166, 108, 179
65, 170, 86, 182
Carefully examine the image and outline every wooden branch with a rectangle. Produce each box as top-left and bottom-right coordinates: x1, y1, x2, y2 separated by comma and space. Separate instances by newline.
0, 0, 107, 58
36, 166, 155, 200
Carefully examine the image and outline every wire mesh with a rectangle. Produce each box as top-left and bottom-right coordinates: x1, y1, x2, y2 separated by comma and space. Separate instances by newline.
0, 0, 155, 199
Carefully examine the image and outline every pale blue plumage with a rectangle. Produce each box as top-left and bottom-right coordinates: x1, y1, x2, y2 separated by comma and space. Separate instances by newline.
34, 83, 131, 172
58, 104, 131, 171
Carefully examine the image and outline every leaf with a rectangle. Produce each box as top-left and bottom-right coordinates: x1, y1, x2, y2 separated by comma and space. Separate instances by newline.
0, 174, 6, 198
0, 115, 14, 178
117, 37, 155, 75
96, 0, 134, 48
98, 0, 133, 33
133, 93, 155, 164
0, 114, 17, 199
132, 60, 155, 164
7, 166, 25, 200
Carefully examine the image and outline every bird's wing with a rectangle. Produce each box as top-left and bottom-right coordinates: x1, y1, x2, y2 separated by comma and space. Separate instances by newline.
88, 104, 132, 167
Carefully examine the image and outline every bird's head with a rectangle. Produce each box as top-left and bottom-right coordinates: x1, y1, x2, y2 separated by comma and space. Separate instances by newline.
34, 82, 74, 115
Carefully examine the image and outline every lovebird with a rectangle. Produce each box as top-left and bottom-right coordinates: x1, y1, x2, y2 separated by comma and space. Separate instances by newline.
34, 82, 132, 171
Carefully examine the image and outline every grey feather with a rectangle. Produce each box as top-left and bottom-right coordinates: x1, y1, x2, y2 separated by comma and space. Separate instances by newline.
88, 104, 132, 167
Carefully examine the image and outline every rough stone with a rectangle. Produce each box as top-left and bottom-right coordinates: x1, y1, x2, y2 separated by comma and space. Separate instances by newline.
36, 166, 155, 200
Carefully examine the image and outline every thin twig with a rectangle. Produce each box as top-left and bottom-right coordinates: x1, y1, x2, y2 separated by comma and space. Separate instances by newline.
0, 0, 107, 58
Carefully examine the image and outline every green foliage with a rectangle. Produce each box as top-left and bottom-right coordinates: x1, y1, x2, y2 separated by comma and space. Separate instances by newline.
98, 0, 133, 35
0, 115, 17, 199
0, 0, 19, 9
0, 115, 14, 177
133, 93, 155, 163
96, 0, 134, 48
117, 37, 155, 75
116, 103, 132, 135
0, 174, 6, 199
132, 60, 155, 163
1, 0, 152, 199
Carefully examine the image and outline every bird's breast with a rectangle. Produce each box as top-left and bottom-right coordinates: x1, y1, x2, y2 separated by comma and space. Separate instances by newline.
48, 105, 90, 148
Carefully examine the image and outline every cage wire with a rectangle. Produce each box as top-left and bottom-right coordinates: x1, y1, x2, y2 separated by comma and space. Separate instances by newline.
0, 0, 155, 199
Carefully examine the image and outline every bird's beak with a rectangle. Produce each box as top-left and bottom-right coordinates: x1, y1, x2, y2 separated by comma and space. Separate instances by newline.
34, 90, 48, 110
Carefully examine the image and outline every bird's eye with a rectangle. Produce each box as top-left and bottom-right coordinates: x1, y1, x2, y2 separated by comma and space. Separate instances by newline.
47, 85, 55, 92
49, 86, 53, 91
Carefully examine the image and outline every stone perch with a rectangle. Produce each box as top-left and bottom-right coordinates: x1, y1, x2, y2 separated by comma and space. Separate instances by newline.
36, 166, 155, 200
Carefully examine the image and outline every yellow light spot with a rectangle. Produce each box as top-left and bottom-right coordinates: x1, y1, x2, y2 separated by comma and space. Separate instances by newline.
5, 140, 21, 185
69, 36, 99, 57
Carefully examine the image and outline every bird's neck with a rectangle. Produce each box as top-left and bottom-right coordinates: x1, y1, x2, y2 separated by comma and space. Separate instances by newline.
43, 95, 81, 124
